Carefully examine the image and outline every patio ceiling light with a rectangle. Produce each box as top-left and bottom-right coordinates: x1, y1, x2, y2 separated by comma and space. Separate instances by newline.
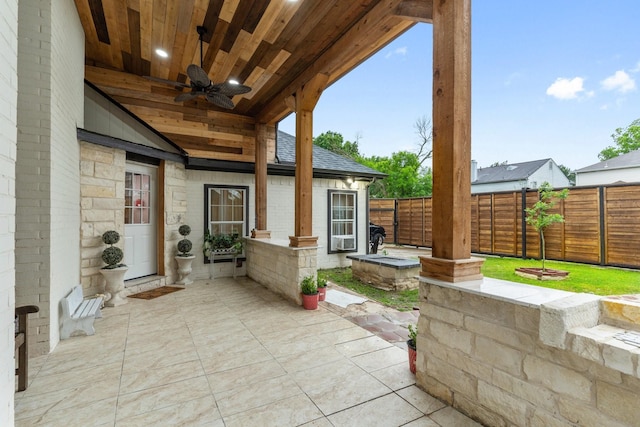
155, 48, 168, 58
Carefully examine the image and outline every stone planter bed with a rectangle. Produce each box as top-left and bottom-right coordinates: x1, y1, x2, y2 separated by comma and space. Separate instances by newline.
347, 254, 420, 291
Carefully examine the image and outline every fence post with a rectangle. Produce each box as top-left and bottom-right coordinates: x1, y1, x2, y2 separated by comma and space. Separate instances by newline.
521, 188, 527, 259
599, 186, 605, 266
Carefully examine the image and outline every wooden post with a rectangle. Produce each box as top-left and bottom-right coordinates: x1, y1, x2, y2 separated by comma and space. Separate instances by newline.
420, 0, 483, 282
289, 73, 329, 247
252, 123, 271, 239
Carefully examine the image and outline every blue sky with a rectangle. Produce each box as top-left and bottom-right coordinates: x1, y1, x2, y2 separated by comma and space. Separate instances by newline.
279, 1, 640, 171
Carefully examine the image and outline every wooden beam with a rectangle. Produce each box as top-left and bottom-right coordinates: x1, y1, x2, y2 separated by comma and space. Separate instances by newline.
395, 0, 433, 23
421, 0, 483, 282
254, 122, 270, 237
257, 0, 413, 124
289, 73, 328, 247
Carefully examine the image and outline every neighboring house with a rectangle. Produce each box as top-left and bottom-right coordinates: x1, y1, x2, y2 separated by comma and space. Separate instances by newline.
471, 158, 570, 194
575, 150, 640, 186
82, 84, 385, 292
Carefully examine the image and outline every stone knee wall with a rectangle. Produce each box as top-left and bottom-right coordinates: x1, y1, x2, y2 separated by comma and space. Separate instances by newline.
245, 238, 317, 305
417, 280, 640, 427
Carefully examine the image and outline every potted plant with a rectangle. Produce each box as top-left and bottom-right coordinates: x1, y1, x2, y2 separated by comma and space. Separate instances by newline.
99, 230, 128, 306
175, 225, 195, 286
300, 275, 318, 310
407, 324, 417, 374
203, 230, 243, 258
317, 276, 327, 301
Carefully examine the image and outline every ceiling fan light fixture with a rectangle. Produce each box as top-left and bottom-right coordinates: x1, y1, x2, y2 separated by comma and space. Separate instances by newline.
155, 48, 168, 58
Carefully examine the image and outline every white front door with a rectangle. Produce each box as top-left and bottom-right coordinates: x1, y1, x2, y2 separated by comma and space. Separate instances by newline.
124, 163, 157, 280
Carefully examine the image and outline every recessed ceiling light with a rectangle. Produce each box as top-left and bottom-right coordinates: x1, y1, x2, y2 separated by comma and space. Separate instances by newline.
229, 79, 240, 85
155, 49, 168, 58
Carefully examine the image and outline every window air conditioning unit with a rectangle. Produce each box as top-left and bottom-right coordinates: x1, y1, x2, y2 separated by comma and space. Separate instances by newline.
335, 236, 356, 251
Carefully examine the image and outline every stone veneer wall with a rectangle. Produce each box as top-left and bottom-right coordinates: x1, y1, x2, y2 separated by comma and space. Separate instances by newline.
416, 279, 640, 427
163, 160, 187, 284
79, 142, 126, 295
0, 0, 18, 422
245, 238, 317, 305
80, 142, 188, 288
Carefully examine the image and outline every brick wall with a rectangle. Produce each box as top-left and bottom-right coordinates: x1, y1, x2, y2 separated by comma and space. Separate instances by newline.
0, 0, 18, 423
49, 0, 83, 344
416, 280, 640, 426
15, 0, 83, 353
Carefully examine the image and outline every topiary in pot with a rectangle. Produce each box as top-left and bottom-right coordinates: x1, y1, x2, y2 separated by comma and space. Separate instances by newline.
177, 224, 193, 257
101, 230, 125, 269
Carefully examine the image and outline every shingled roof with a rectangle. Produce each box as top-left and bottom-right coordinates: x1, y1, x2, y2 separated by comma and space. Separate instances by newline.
474, 159, 551, 184
576, 149, 640, 172
276, 130, 385, 179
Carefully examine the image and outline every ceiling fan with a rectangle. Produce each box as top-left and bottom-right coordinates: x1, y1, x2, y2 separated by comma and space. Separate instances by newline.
144, 26, 251, 109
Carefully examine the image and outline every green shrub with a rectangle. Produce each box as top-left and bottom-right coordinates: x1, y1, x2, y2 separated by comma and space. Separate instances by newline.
300, 276, 317, 295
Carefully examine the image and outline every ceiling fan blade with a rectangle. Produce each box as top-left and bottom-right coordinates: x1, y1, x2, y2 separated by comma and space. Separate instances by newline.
174, 92, 200, 102
143, 75, 190, 88
186, 64, 211, 88
212, 81, 252, 96
206, 92, 235, 109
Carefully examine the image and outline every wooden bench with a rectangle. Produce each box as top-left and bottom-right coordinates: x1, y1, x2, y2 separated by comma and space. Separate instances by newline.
15, 305, 39, 392
60, 285, 103, 340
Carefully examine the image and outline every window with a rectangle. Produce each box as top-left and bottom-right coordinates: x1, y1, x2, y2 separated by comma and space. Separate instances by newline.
125, 172, 151, 224
204, 185, 249, 260
328, 190, 357, 252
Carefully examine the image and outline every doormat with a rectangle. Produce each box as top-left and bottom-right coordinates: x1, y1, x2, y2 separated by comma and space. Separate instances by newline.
128, 286, 184, 300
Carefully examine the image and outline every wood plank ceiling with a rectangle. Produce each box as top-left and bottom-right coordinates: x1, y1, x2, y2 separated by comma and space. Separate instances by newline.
75, 0, 432, 161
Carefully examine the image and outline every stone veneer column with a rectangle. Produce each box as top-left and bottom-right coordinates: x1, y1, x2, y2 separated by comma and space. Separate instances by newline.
79, 142, 126, 295
163, 160, 187, 284
0, 0, 18, 422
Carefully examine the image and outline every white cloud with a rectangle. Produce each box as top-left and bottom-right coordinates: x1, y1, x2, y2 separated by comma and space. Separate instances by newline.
546, 77, 586, 100
385, 46, 408, 59
601, 70, 636, 93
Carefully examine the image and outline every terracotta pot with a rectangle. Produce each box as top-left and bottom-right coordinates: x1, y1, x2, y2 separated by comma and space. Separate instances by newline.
318, 286, 326, 301
407, 340, 417, 374
302, 293, 319, 310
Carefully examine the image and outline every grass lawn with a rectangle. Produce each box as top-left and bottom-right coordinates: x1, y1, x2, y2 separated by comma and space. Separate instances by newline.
319, 256, 640, 311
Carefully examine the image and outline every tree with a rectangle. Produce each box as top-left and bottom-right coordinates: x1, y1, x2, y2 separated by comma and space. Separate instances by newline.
557, 164, 575, 186
524, 182, 569, 271
414, 116, 433, 166
598, 118, 640, 161
362, 152, 432, 198
313, 131, 361, 159
489, 160, 509, 167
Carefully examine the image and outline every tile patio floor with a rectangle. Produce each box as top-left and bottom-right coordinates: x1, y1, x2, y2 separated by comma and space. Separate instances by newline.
15, 277, 481, 427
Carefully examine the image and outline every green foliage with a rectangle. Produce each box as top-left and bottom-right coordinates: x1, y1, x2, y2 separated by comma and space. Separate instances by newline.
407, 324, 417, 347
178, 224, 191, 236
558, 164, 575, 186
489, 160, 509, 167
102, 246, 124, 268
177, 239, 193, 256
598, 118, 640, 161
202, 229, 243, 257
313, 129, 433, 199
362, 152, 432, 198
524, 182, 569, 270
313, 131, 361, 159
317, 277, 327, 288
102, 230, 120, 245
300, 276, 317, 295
101, 230, 125, 268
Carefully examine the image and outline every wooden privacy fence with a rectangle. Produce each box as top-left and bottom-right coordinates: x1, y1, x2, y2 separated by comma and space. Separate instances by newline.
369, 183, 640, 269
